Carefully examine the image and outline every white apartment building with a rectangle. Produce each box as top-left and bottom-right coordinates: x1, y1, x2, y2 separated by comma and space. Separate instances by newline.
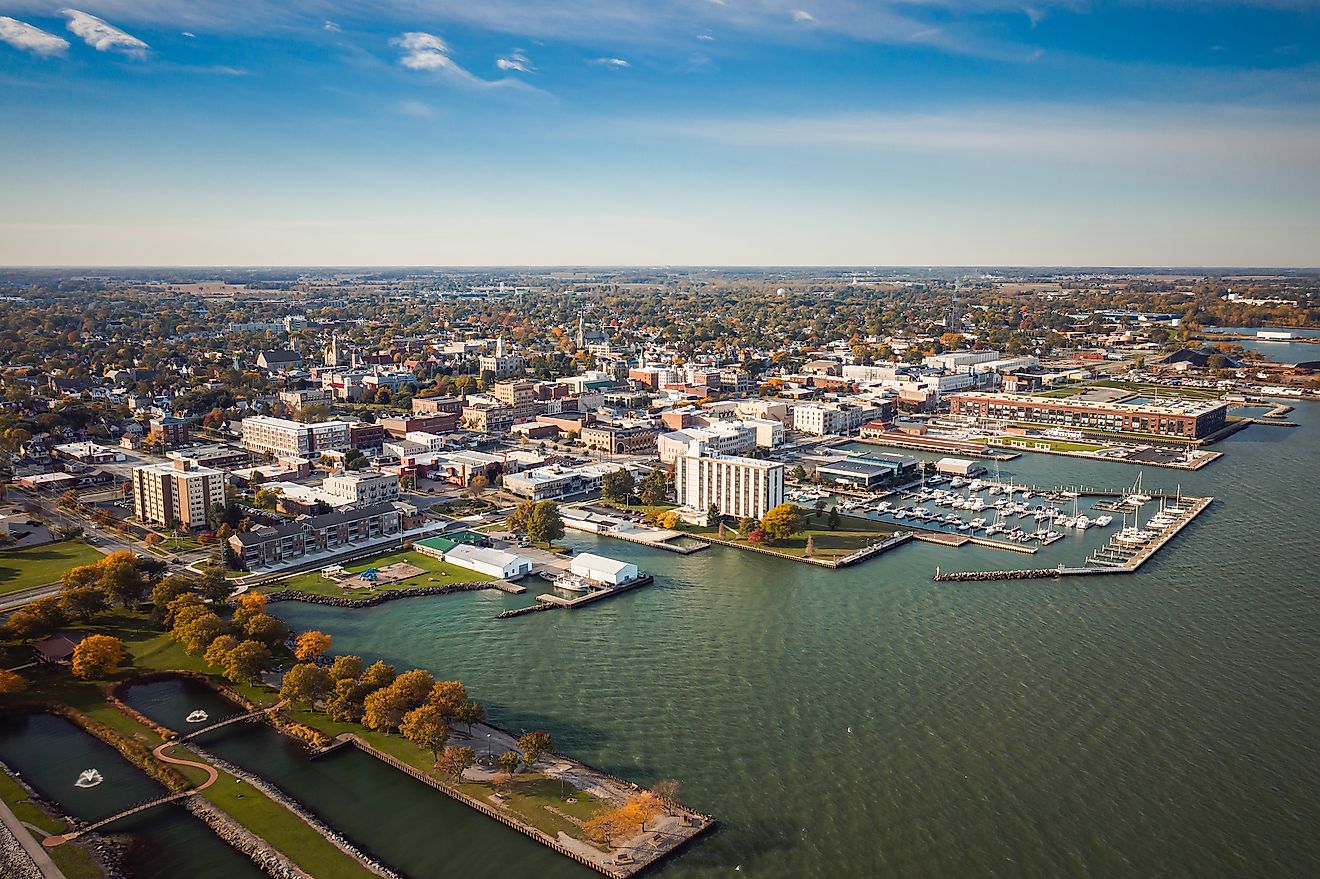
241, 416, 349, 458
923, 350, 1003, 372
791, 403, 881, 437
132, 458, 227, 530
404, 430, 445, 452
674, 441, 784, 523
321, 470, 400, 506
657, 421, 758, 464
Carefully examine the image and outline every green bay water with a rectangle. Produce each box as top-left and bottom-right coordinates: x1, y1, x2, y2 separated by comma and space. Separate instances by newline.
265, 404, 1320, 879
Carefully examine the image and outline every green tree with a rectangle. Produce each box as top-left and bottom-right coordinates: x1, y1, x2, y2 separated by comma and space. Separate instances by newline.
602, 468, 635, 504
363, 684, 412, 733
827, 508, 841, 530
812, 498, 827, 520
241, 612, 290, 648
204, 634, 240, 669
497, 750, 522, 781
174, 612, 227, 655
638, 468, 669, 506
706, 503, 721, 527
527, 500, 565, 548
359, 660, 396, 691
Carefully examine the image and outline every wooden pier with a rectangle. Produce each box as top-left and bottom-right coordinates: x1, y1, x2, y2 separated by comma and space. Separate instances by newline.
495, 575, 654, 619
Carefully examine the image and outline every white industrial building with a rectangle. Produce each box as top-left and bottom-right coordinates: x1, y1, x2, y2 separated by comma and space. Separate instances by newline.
443, 544, 533, 579
569, 553, 639, 586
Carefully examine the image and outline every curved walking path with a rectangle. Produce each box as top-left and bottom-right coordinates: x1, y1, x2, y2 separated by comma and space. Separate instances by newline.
41, 743, 217, 849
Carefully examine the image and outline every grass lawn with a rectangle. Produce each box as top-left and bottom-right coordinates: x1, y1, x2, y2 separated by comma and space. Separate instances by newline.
687, 513, 899, 560
269, 548, 494, 598
290, 709, 609, 849
0, 540, 104, 595
0, 771, 103, 879
188, 756, 379, 879
995, 436, 1107, 453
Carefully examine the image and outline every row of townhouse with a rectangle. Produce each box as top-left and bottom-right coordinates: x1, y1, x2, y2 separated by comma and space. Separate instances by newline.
227, 501, 403, 570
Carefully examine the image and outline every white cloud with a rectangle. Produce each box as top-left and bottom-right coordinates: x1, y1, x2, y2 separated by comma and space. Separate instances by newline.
593, 56, 630, 68
793, 10, 816, 23
324, 20, 341, 33
0, 16, 70, 57
496, 49, 532, 72
181, 30, 195, 38
61, 9, 148, 57
392, 31, 453, 70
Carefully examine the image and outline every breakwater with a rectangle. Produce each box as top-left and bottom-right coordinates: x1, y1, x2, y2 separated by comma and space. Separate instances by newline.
264, 581, 493, 607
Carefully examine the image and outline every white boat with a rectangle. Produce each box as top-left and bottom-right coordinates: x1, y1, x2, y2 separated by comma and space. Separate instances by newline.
874, 501, 892, 512
1074, 515, 1092, 530
969, 479, 984, 492
950, 477, 967, 488
552, 573, 593, 592
1094, 515, 1113, 527
892, 510, 907, 520
957, 522, 972, 531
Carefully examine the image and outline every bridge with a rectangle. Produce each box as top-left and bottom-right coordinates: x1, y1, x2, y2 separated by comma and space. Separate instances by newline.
42, 716, 257, 849
179, 700, 286, 741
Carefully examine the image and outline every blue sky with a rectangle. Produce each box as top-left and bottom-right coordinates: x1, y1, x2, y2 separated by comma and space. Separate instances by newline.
1, 1, 1318, 266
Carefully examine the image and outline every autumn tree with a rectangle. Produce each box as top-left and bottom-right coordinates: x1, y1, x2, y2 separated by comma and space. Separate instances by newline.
71, 634, 124, 679
97, 551, 149, 606
583, 806, 633, 848
222, 640, 272, 684
294, 630, 332, 661
174, 610, 228, 654
329, 654, 364, 682
496, 750, 522, 782
454, 700, 485, 736
516, 730, 552, 766
400, 704, 450, 760
358, 660, 396, 691
149, 575, 194, 619
204, 634, 240, 669
0, 668, 27, 694
280, 662, 333, 707
624, 791, 664, 832
437, 745, 476, 781
427, 680, 467, 720
240, 613, 289, 648
231, 592, 268, 629
651, 779, 682, 815
759, 503, 802, 545
60, 584, 108, 622
363, 685, 411, 734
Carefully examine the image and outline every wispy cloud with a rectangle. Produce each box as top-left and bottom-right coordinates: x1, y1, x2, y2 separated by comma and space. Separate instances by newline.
497, 49, 533, 72
0, 16, 69, 57
391, 31, 536, 91
324, 20, 341, 33
61, 9, 148, 58
793, 10, 816, 23
593, 56, 630, 68
181, 30, 195, 38
394, 98, 437, 118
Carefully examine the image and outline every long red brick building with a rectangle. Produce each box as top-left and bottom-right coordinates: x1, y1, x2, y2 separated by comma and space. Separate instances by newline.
947, 391, 1229, 440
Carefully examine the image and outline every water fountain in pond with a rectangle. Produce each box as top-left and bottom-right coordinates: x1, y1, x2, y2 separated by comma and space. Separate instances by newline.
186, 710, 208, 724
74, 769, 103, 788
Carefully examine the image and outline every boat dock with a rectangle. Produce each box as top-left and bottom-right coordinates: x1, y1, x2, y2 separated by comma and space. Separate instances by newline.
931, 495, 1212, 582
495, 574, 654, 619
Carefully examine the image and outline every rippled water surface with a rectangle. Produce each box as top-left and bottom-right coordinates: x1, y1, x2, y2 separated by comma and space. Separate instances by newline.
263, 403, 1320, 878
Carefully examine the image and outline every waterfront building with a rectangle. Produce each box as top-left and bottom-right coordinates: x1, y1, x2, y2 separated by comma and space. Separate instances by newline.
443, 544, 533, 579
502, 462, 624, 501
132, 458, 227, 531
570, 552, 639, 585
241, 415, 350, 457
791, 402, 882, 437
948, 391, 1229, 439
674, 440, 784, 522
815, 456, 918, 488
227, 501, 402, 570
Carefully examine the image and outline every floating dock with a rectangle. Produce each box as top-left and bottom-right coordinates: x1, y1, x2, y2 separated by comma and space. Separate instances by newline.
495, 574, 654, 619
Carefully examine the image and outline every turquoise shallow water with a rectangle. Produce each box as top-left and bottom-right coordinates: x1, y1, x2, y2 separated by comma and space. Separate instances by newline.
259, 400, 1320, 878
